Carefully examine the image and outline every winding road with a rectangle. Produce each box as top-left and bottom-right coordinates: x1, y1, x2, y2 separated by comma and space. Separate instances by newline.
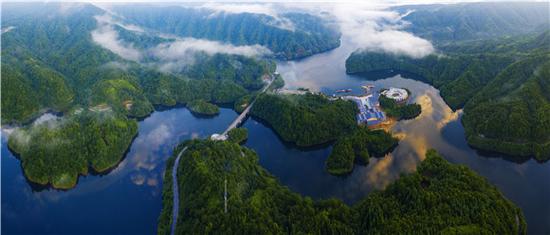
170, 74, 274, 234
170, 146, 186, 235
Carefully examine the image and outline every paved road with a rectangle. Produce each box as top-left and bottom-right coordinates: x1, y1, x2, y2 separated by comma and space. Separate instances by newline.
171, 74, 274, 233
170, 146, 187, 235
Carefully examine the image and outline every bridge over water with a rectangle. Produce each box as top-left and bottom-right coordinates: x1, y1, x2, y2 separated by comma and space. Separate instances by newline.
212, 74, 274, 140
170, 74, 274, 235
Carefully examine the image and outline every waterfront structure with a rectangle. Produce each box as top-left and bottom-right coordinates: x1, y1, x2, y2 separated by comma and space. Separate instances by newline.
344, 94, 386, 126
381, 87, 408, 102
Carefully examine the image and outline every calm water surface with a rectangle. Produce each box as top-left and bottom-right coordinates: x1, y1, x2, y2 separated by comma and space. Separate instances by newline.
271, 37, 550, 234
2, 37, 550, 234
2, 108, 237, 234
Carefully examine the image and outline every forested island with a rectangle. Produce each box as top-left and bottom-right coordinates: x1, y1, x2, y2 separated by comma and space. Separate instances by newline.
326, 127, 397, 175
158, 139, 526, 234
187, 100, 220, 116
346, 31, 550, 161
7, 112, 137, 189
379, 95, 421, 120
250, 93, 358, 147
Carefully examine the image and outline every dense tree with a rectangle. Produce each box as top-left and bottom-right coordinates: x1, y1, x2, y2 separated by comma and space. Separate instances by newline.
186, 100, 220, 116
393, 2, 549, 42
110, 5, 341, 60
251, 93, 358, 146
8, 112, 137, 189
345, 31, 550, 160
91, 78, 154, 118
158, 140, 526, 235
379, 95, 421, 120
227, 128, 248, 144
326, 127, 397, 175
1, 2, 282, 189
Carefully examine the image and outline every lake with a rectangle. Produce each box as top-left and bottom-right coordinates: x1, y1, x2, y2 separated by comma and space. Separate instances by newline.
2, 37, 550, 234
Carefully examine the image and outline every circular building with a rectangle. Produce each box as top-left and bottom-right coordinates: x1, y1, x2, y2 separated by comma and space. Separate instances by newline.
381, 87, 408, 102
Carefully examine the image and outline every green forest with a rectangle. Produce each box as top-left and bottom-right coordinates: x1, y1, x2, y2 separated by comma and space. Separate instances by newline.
187, 100, 220, 116
110, 5, 341, 60
1, 3, 280, 188
251, 93, 358, 147
392, 2, 549, 42
379, 95, 422, 120
345, 31, 550, 160
158, 139, 526, 235
326, 127, 398, 175
227, 128, 248, 144
8, 112, 137, 189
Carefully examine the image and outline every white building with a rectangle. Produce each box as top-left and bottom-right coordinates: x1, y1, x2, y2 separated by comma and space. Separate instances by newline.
211, 133, 227, 141
381, 87, 408, 102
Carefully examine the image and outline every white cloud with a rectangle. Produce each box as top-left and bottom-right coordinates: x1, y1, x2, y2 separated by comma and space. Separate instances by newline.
32, 113, 62, 128
335, 4, 435, 58
193, 3, 295, 31
90, 2, 436, 60
1, 26, 16, 35
91, 14, 142, 61
150, 38, 271, 72
91, 12, 271, 71
152, 38, 270, 60
281, 2, 435, 58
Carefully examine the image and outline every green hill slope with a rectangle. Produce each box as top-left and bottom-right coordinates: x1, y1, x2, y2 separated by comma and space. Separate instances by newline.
158, 139, 526, 234
345, 31, 550, 160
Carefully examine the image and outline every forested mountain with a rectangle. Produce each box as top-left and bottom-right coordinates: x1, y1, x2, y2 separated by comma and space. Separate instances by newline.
158, 140, 525, 234
109, 4, 341, 60
394, 2, 549, 42
1, 2, 282, 188
346, 31, 550, 160
463, 54, 550, 160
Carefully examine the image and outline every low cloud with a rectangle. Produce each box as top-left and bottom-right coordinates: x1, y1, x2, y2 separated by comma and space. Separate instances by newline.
151, 38, 271, 72
321, 3, 434, 58
7, 113, 66, 149
153, 38, 270, 60
91, 14, 142, 61
237, 2, 435, 58
193, 3, 295, 31
91, 13, 271, 72
32, 113, 62, 128
1, 26, 15, 35
351, 28, 435, 58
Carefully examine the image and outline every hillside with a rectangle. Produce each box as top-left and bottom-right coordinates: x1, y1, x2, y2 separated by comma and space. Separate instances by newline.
110, 4, 341, 60
345, 31, 550, 160
393, 2, 549, 42
158, 139, 526, 234
1, 2, 275, 188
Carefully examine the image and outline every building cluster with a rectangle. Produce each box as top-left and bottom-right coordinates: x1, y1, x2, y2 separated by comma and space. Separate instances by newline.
345, 94, 386, 126
381, 87, 408, 102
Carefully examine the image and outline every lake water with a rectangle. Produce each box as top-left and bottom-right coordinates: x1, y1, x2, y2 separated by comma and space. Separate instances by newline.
1, 108, 238, 234
3, 38, 550, 234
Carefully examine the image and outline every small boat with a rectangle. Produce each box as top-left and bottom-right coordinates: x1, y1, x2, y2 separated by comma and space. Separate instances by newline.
336, 89, 352, 93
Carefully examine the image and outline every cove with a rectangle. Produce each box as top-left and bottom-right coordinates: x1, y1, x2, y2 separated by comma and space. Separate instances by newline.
267, 37, 550, 234
1, 108, 238, 234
